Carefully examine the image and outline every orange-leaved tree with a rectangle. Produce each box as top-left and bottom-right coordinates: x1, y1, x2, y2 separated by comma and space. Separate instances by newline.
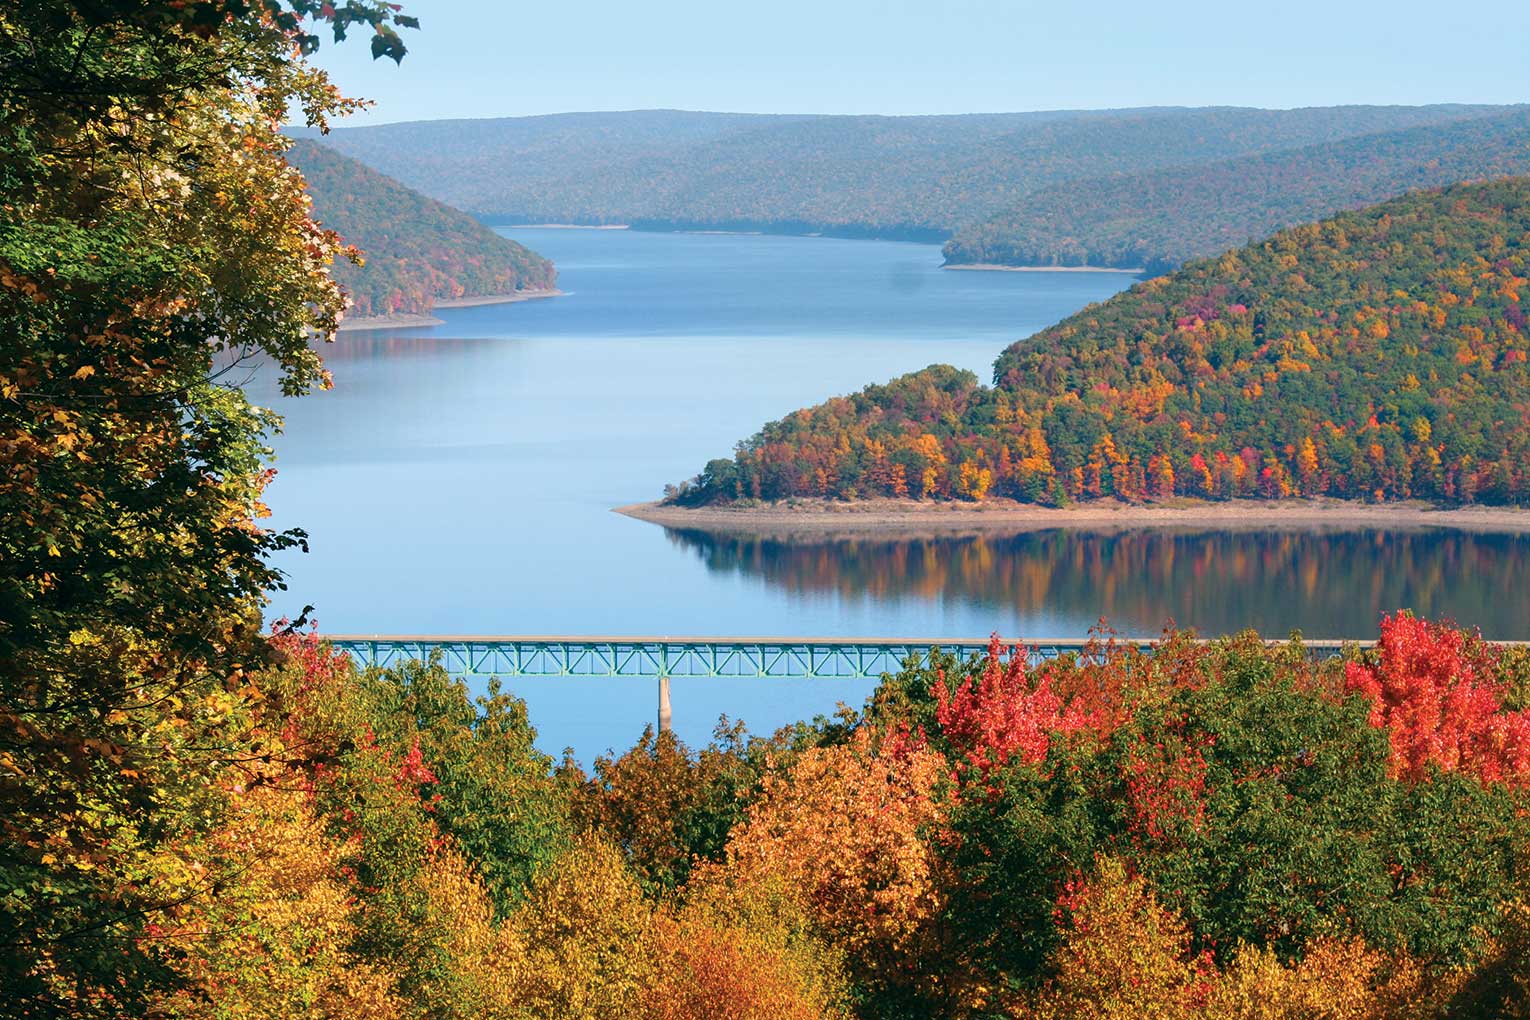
642, 875, 851, 1020
711, 727, 957, 1015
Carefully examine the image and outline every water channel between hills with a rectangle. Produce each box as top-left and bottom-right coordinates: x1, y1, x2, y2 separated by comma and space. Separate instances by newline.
246, 227, 1530, 759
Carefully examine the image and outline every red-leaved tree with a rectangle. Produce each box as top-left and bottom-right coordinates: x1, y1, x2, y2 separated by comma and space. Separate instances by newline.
1344, 613, 1530, 785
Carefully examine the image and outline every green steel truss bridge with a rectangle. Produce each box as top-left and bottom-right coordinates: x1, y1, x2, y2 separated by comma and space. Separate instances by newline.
325, 634, 1373, 732
327, 634, 1364, 680
324, 635, 1528, 732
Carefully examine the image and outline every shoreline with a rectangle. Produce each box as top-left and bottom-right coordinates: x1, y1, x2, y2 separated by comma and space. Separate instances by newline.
434, 287, 564, 309
507, 223, 630, 230
943, 262, 1145, 274
337, 312, 446, 332
337, 288, 564, 332
615, 497, 1530, 538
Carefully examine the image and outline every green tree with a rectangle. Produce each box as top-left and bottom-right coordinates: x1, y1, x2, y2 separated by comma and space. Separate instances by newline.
359, 659, 575, 915
936, 636, 1529, 995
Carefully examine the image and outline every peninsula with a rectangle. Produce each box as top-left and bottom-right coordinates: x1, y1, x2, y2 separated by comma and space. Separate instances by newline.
659, 179, 1530, 514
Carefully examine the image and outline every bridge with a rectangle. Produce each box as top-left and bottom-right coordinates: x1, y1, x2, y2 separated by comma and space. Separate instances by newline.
327, 635, 1365, 731
326, 634, 1366, 679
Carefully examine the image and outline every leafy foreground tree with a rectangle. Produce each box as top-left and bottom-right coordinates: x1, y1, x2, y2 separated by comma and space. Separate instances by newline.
0, 2, 416, 1014
220, 616, 1529, 1020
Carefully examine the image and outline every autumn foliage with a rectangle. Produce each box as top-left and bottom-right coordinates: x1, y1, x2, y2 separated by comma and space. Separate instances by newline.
1344, 612, 1530, 785
672, 179, 1530, 509
1028, 856, 1208, 1020
713, 729, 952, 1011
288, 139, 556, 317
21, 612, 1525, 1020
934, 635, 1126, 780
14, 561, 1530, 1020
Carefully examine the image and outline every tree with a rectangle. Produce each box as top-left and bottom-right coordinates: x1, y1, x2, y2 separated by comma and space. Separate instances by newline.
507, 835, 656, 1020
641, 878, 851, 1020
566, 722, 762, 895
712, 729, 956, 1015
0, 3, 415, 1014
147, 785, 406, 1020
938, 631, 1529, 996
357, 659, 574, 915
1028, 856, 1204, 1020
1344, 612, 1530, 785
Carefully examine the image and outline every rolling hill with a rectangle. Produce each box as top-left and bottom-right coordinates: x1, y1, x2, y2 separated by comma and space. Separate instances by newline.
669, 178, 1530, 507
305, 105, 1516, 242
944, 108, 1530, 272
288, 139, 556, 317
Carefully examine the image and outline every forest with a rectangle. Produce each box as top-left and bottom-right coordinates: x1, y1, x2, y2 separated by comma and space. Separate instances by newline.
943, 108, 1530, 272
310, 105, 1518, 241
24, 613, 1530, 1018
669, 178, 1530, 507
287, 139, 555, 317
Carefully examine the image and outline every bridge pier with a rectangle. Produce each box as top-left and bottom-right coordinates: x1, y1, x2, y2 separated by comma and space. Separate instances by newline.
658, 675, 672, 734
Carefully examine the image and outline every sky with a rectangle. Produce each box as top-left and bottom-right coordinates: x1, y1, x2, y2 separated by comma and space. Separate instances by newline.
311, 0, 1530, 125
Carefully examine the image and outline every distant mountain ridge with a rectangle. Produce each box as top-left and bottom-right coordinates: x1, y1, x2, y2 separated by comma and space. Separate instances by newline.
944, 107, 1530, 272
667, 178, 1530, 508
305, 105, 1520, 255
287, 139, 555, 318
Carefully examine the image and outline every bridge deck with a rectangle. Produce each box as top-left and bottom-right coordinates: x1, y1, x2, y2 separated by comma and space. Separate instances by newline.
326, 634, 1372, 679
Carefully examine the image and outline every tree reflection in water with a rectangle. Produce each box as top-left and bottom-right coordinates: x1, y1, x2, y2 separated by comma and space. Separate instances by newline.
663, 527, 1530, 639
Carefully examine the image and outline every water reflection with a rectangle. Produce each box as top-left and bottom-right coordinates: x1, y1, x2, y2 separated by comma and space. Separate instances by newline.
662, 527, 1530, 639
315, 332, 489, 362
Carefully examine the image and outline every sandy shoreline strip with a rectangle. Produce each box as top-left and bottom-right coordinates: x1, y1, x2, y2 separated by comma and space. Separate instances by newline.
433, 288, 564, 309
943, 262, 1145, 274
337, 312, 446, 332
337, 288, 564, 332
615, 497, 1530, 538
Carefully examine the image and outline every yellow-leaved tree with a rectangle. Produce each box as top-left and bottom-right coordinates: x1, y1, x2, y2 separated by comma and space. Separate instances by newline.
505, 834, 656, 1020
149, 786, 403, 1020
1026, 856, 1204, 1020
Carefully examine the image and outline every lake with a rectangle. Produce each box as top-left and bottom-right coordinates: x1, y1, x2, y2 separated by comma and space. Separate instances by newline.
248, 228, 1530, 760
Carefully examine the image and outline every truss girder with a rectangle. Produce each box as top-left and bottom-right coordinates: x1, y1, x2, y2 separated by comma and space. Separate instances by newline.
325, 636, 1363, 679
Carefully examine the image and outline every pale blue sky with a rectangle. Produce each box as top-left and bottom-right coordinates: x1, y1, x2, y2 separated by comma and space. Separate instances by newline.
313, 0, 1530, 125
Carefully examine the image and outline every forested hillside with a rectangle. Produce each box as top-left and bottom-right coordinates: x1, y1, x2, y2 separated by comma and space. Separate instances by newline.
288, 139, 555, 316
945, 108, 1530, 272
309, 105, 1513, 238
670, 178, 1530, 507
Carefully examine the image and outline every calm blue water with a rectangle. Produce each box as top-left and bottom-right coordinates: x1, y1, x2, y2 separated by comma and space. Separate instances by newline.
247, 229, 1530, 761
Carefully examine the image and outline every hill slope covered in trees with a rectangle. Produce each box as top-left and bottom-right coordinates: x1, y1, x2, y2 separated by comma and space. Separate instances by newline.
944, 108, 1530, 272
670, 178, 1530, 507
288, 139, 555, 317
308, 105, 1515, 242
